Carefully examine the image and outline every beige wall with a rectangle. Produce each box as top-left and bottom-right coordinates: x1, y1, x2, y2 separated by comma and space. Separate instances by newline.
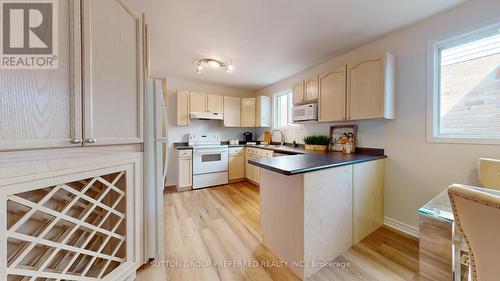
256, 0, 500, 231
163, 76, 256, 186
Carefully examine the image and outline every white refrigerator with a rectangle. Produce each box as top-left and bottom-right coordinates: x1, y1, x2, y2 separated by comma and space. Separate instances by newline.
143, 78, 168, 262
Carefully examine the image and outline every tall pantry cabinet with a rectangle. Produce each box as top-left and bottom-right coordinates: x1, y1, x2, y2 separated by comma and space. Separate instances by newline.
0, 0, 144, 151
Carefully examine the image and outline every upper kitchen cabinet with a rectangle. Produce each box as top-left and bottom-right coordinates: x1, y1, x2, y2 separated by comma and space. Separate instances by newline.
347, 52, 395, 120
241, 98, 256, 127
304, 76, 319, 101
0, 1, 82, 151
292, 81, 305, 104
82, 0, 144, 145
223, 96, 241, 127
177, 90, 190, 126
319, 66, 347, 122
189, 92, 224, 113
207, 94, 224, 113
189, 92, 207, 112
256, 96, 271, 127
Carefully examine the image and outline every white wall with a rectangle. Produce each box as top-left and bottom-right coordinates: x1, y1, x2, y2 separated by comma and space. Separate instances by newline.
256, 0, 500, 230
163, 76, 256, 186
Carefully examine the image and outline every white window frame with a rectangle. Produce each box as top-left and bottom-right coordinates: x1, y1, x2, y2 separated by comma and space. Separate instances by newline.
426, 23, 500, 145
273, 91, 296, 129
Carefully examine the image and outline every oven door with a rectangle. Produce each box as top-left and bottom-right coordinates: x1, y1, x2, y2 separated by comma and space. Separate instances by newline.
193, 147, 229, 175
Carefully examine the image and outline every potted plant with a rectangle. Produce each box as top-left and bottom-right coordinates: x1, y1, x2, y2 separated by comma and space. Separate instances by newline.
303, 136, 316, 151
314, 135, 330, 151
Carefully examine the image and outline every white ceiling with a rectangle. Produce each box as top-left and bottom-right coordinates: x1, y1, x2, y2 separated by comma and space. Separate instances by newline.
129, 0, 466, 90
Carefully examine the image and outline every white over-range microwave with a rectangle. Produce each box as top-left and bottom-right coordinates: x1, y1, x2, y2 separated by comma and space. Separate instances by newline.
292, 103, 318, 122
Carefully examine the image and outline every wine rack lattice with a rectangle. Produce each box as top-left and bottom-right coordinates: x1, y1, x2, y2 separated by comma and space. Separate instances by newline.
6, 171, 127, 281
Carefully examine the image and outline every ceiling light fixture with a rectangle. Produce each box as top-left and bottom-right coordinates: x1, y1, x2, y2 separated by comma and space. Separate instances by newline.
195, 58, 233, 74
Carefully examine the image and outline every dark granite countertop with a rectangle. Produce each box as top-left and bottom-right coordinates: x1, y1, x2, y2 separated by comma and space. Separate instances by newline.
248, 147, 386, 175
174, 141, 385, 175
173, 143, 192, 150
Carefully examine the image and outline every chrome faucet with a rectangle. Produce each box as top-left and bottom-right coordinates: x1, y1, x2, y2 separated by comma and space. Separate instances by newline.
272, 129, 286, 146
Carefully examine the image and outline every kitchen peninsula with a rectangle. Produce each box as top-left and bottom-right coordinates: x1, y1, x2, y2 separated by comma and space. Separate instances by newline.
249, 149, 386, 280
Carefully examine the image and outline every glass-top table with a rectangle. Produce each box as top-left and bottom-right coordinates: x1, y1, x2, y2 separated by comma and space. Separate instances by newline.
418, 185, 500, 222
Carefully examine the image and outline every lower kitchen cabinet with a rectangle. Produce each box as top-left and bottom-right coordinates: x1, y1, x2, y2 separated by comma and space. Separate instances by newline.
229, 147, 245, 181
229, 156, 245, 181
352, 159, 385, 244
245, 147, 273, 185
177, 149, 192, 191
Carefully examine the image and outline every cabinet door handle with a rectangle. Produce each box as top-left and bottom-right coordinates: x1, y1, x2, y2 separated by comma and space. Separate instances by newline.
85, 138, 96, 144
71, 138, 83, 144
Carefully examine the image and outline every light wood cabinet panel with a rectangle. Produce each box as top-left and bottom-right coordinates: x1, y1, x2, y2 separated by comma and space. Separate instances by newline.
189, 92, 207, 112
319, 66, 347, 122
176, 90, 190, 126
223, 97, 241, 127
347, 52, 395, 120
292, 81, 305, 104
207, 94, 223, 113
177, 151, 192, 191
305, 76, 319, 101
229, 156, 245, 180
82, 0, 144, 146
241, 98, 256, 127
0, 1, 82, 151
256, 96, 271, 127
353, 159, 385, 244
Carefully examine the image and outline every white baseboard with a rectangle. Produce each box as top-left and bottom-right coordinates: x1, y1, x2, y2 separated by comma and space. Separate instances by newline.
384, 217, 419, 238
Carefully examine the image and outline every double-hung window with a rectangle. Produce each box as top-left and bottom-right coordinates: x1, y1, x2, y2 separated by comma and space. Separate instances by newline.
428, 24, 500, 143
274, 92, 293, 128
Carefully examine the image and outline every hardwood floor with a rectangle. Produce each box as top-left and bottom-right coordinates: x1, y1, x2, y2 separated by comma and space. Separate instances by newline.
137, 181, 419, 281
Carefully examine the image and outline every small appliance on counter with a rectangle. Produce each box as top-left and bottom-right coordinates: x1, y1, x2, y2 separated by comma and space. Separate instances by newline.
243, 132, 253, 142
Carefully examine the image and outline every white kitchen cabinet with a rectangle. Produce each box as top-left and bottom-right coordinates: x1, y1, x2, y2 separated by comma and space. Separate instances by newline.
256, 96, 271, 127
319, 66, 347, 122
305, 75, 319, 101
177, 90, 190, 126
241, 98, 256, 127
82, 0, 144, 146
347, 52, 395, 120
1, 0, 145, 150
0, 151, 143, 281
292, 81, 305, 104
229, 147, 245, 181
207, 94, 224, 113
0, 1, 82, 151
177, 149, 193, 191
224, 97, 241, 127
190, 92, 208, 113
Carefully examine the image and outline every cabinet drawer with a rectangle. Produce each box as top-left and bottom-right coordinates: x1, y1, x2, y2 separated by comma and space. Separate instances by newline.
178, 149, 192, 158
229, 147, 244, 156
258, 149, 274, 157
245, 147, 255, 155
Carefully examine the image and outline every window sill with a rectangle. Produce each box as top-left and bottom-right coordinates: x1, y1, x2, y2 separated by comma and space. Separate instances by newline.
426, 136, 500, 146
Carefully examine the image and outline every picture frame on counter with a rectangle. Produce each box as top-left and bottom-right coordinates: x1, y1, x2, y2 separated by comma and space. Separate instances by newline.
330, 125, 357, 153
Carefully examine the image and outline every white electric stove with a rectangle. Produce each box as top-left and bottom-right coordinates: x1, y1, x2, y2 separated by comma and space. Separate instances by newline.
188, 134, 229, 189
